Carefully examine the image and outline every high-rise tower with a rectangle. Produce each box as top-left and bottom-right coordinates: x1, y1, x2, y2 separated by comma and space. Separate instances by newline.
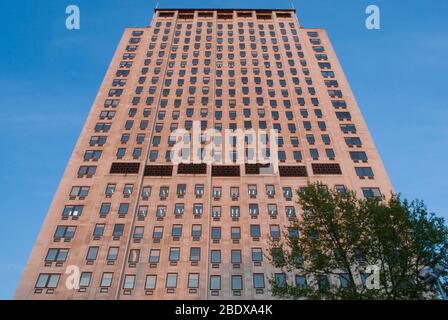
16, 8, 392, 300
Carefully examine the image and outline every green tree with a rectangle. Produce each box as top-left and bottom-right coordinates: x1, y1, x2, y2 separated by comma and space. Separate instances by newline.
269, 183, 448, 300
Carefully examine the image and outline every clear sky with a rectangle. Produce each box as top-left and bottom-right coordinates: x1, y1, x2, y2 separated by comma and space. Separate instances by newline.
0, 0, 447, 299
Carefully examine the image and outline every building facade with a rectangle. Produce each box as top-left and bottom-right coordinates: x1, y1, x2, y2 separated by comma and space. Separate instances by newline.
15, 8, 392, 300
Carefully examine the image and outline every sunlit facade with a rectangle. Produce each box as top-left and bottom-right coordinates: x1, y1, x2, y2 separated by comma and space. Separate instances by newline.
16, 8, 392, 300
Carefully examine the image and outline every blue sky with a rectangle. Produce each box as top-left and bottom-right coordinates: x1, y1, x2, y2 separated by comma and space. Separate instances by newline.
0, 0, 447, 299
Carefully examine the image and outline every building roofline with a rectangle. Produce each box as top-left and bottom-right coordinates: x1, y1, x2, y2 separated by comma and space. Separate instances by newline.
154, 8, 296, 13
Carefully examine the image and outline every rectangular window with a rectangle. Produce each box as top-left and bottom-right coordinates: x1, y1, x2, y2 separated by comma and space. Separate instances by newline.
128, 249, 140, 263
159, 187, 169, 199
93, 224, 105, 237
252, 248, 263, 262
177, 184, 186, 197
191, 225, 202, 238
86, 247, 99, 261
293, 151, 302, 161
118, 203, 129, 216
230, 206, 240, 219
231, 227, 241, 239
213, 187, 222, 199
107, 247, 119, 261
149, 249, 160, 263
153, 226, 163, 240
283, 187, 293, 200
268, 204, 278, 217
286, 206, 296, 218
188, 273, 200, 289
350, 151, 368, 162
145, 275, 157, 290
230, 187, 239, 199
79, 272, 92, 287
231, 275, 243, 290
193, 204, 203, 217
137, 205, 148, 218
345, 137, 362, 147
105, 184, 116, 196
266, 185, 275, 197
210, 275, 221, 290
156, 206, 166, 218
174, 204, 184, 216
100, 273, 113, 287
54, 226, 76, 240
231, 250, 242, 264
253, 273, 265, 288
123, 275, 136, 289
45, 248, 69, 262
169, 247, 180, 262
194, 184, 204, 197
99, 203, 111, 216
69, 186, 90, 198
212, 206, 221, 218
142, 186, 152, 198
211, 227, 221, 240
133, 226, 144, 239
362, 187, 382, 199
35, 274, 60, 289
123, 184, 133, 196
355, 167, 374, 179
248, 185, 257, 197
211, 250, 221, 264
270, 225, 281, 239
190, 247, 201, 262
249, 204, 259, 217
112, 224, 124, 237
166, 273, 178, 288
62, 205, 83, 218
172, 224, 182, 237
250, 225, 261, 238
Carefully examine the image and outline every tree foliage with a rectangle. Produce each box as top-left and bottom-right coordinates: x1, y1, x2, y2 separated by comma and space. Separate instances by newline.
269, 183, 448, 300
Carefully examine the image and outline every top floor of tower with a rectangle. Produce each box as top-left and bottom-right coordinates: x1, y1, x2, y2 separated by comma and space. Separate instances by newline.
150, 8, 300, 27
